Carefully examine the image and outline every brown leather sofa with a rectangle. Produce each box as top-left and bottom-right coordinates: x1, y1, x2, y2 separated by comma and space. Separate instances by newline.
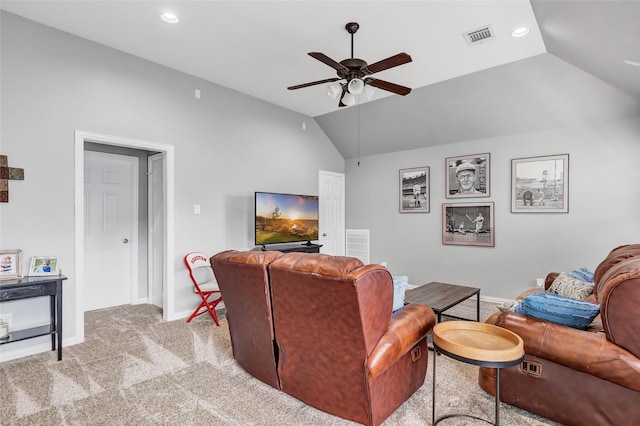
211, 250, 436, 426
478, 244, 640, 426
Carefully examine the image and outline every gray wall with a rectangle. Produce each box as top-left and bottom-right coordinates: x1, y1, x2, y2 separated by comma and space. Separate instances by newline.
346, 116, 640, 299
0, 12, 344, 359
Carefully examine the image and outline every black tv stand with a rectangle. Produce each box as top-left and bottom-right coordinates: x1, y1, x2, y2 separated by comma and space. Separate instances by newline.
256, 243, 322, 254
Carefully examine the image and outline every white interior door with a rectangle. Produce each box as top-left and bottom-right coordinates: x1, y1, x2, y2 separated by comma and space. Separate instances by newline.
319, 170, 345, 255
148, 153, 164, 309
84, 151, 138, 311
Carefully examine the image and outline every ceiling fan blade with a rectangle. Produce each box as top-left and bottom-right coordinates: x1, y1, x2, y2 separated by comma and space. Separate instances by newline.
365, 78, 412, 96
287, 78, 340, 90
309, 52, 350, 72
364, 53, 412, 74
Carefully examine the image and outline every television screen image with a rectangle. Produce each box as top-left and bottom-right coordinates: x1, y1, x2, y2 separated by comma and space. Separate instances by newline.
255, 192, 319, 246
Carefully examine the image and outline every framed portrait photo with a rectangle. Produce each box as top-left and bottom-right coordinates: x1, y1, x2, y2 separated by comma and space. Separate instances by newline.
28, 256, 60, 276
445, 153, 490, 198
400, 166, 430, 213
442, 202, 494, 247
0, 249, 22, 280
511, 154, 569, 213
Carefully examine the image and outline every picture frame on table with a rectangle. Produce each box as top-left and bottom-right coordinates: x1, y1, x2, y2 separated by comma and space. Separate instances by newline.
0, 249, 22, 280
28, 256, 60, 276
442, 202, 494, 247
445, 153, 490, 198
400, 166, 430, 213
511, 154, 569, 213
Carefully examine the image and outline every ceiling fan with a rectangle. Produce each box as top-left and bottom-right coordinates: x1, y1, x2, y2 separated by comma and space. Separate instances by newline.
287, 22, 412, 107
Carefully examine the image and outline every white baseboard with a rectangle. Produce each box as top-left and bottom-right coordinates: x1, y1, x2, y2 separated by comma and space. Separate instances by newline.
479, 294, 512, 305
0, 335, 82, 363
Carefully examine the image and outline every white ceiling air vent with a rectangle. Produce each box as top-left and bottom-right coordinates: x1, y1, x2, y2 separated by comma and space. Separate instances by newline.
464, 25, 494, 46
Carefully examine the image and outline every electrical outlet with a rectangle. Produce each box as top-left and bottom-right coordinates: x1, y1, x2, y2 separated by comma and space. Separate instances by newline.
0, 313, 12, 328
536, 278, 545, 288
381, 261, 387, 268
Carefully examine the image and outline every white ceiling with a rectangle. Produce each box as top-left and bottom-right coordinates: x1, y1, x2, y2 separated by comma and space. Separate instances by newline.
2, 1, 638, 159
0, 0, 547, 117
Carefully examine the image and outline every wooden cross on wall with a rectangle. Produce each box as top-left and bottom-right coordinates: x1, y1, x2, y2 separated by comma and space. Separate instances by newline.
0, 155, 24, 202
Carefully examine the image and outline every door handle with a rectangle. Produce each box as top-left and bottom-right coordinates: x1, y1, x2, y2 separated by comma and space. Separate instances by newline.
123, 238, 129, 244
322, 233, 327, 237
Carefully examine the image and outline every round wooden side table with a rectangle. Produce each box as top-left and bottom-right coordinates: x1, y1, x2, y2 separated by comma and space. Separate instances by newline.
432, 321, 524, 425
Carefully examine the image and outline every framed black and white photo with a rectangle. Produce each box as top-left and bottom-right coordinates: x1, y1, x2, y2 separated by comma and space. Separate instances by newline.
445, 153, 490, 198
28, 256, 60, 276
400, 166, 429, 213
0, 249, 22, 280
511, 154, 569, 213
442, 203, 494, 247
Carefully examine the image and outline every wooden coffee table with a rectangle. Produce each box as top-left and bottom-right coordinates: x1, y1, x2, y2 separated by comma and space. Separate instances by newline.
405, 281, 480, 323
431, 321, 524, 425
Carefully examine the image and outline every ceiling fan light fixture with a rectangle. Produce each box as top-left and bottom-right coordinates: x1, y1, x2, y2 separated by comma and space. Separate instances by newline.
327, 80, 346, 99
342, 92, 356, 106
363, 84, 376, 100
348, 78, 365, 95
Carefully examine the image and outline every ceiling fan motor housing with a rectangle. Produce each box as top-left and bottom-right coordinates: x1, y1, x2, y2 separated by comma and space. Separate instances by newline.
339, 58, 370, 80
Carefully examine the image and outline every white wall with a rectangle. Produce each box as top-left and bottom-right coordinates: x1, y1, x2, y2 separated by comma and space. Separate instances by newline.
346, 117, 640, 299
0, 12, 344, 361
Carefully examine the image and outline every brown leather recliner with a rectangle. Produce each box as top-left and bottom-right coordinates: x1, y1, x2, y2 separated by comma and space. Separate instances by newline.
210, 250, 284, 389
212, 250, 436, 426
268, 253, 436, 426
479, 244, 640, 426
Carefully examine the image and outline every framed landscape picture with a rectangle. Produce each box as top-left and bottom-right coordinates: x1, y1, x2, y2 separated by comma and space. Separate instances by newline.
445, 153, 490, 198
511, 154, 569, 213
442, 202, 494, 247
400, 166, 429, 213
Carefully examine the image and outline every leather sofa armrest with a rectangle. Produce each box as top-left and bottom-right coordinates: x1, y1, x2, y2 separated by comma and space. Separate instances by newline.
496, 312, 640, 391
367, 303, 436, 379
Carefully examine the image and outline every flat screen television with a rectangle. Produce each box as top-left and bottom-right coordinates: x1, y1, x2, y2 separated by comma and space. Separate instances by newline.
255, 191, 319, 246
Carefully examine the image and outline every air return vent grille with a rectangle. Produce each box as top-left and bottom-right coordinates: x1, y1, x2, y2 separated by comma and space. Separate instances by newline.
346, 229, 369, 264
464, 25, 494, 45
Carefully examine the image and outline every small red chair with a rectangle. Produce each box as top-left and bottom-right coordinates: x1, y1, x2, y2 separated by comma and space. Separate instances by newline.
184, 252, 222, 325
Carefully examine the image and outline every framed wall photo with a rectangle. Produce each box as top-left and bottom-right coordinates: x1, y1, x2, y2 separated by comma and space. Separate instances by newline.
400, 166, 430, 213
445, 153, 490, 198
511, 154, 569, 213
28, 256, 60, 276
442, 202, 494, 247
0, 249, 22, 280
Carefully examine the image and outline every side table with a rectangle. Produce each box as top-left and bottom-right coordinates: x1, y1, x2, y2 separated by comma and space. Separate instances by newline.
0, 275, 67, 361
432, 321, 524, 425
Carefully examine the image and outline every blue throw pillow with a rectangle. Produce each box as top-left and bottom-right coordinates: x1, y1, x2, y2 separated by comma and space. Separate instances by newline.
514, 292, 600, 330
392, 275, 408, 312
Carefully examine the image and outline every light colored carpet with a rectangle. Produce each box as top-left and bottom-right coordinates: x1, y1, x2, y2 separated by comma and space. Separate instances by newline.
0, 301, 558, 425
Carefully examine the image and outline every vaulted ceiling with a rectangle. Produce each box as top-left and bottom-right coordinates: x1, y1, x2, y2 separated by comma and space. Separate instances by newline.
2, 1, 639, 159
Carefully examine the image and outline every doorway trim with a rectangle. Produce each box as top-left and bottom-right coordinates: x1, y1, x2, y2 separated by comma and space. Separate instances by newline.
74, 130, 175, 343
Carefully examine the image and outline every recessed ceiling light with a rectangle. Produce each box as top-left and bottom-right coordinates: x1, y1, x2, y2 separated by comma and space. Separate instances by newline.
511, 27, 530, 38
624, 59, 640, 67
160, 12, 179, 24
